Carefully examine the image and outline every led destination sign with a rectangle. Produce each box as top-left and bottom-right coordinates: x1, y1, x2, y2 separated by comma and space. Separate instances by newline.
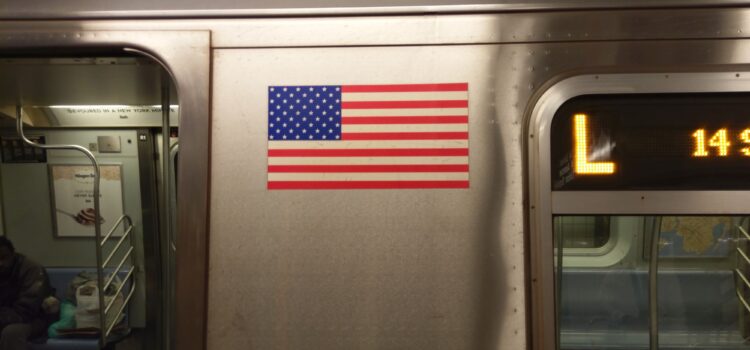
551, 94, 750, 190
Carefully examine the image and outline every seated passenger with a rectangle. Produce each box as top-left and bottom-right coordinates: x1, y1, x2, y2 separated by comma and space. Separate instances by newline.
0, 237, 54, 350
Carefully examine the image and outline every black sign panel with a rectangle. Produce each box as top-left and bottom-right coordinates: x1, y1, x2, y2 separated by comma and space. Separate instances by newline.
1, 136, 47, 163
551, 93, 750, 190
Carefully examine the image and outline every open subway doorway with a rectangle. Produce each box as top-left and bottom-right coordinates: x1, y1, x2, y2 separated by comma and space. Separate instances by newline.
0, 31, 209, 350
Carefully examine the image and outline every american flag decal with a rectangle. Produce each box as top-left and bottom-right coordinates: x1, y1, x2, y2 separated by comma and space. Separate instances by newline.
267, 83, 469, 190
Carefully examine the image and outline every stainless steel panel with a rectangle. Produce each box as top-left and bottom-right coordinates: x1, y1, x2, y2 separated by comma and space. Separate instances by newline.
9, 8, 750, 48
4, 0, 750, 19
97, 135, 122, 153
208, 44, 525, 350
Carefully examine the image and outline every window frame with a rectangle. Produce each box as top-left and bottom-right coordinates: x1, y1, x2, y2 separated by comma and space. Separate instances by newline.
528, 72, 750, 350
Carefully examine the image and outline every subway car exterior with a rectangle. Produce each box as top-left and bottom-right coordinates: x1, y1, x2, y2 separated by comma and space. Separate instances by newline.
3, 1, 750, 350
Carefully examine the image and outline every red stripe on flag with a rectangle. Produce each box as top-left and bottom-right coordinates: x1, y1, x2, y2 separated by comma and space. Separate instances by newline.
341, 116, 467, 124
342, 132, 468, 140
268, 164, 468, 173
268, 180, 470, 189
341, 100, 467, 109
268, 148, 468, 157
341, 83, 468, 93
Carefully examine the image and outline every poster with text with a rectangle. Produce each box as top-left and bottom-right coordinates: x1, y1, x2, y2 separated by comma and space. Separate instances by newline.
50, 164, 124, 238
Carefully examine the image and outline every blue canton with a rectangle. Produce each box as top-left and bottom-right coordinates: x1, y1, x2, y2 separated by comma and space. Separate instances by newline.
268, 86, 342, 141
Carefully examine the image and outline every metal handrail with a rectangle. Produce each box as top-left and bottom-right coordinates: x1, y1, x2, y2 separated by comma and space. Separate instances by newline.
102, 225, 134, 267
15, 106, 108, 347
101, 215, 133, 247
100, 214, 138, 340
735, 222, 750, 338
737, 289, 750, 314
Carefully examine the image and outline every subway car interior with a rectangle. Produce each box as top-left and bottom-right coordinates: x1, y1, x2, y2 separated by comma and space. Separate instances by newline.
0, 54, 177, 349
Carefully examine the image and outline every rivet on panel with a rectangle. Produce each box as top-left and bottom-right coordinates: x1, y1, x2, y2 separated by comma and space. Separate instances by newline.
736, 73, 741, 78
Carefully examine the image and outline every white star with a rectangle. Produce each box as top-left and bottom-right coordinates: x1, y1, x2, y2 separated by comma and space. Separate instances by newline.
295, 135, 300, 139
316, 105, 320, 110
276, 93, 280, 97
309, 99, 313, 103
290, 93, 294, 97
270, 123, 274, 127
283, 135, 287, 139
289, 129, 293, 134
315, 117, 320, 121
328, 117, 333, 121
322, 135, 327, 139
323, 99, 327, 103
296, 111, 300, 115
323, 87, 327, 91
276, 117, 280, 121
282, 123, 287, 127
295, 123, 300, 127
296, 99, 300, 103
283, 87, 287, 91
303, 93, 307, 97
270, 99, 274, 103
283, 99, 287, 103
328, 129, 333, 133
270, 111, 274, 115
335, 123, 340, 127
322, 111, 327, 115
302, 105, 307, 109
275, 129, 280, 134
328, 93, 333, 97
316, 93, 320, 97
270, 135, 274, 139
335, 111, 340, 115
276, 105, 281, 110
302, 117, 307, 121
329, 105, 333, 109
322, 123, 327, 127
336, 99, 340, 103
315, 129, 320, 133
302, 129, 307, 134
309, 123, 313, 127
289, 117, 293, 121
283, 111, 287, 115
335, 87, 340, 91
335, 135, 340, 139
289, 105, 294, 109
309, 87, 313, 91
270, 87, 275, 91
309, 135, 313, 139
296, 87, 301, 91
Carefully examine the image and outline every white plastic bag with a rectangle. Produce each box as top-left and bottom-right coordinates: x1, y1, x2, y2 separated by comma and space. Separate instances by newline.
74, 281, 124, 329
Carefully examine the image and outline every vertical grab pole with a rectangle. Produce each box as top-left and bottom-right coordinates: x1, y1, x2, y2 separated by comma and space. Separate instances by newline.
160, 70, 174, 350
555, 219, 563, 350
15, 106, 107, 348
649, 218, 661, 350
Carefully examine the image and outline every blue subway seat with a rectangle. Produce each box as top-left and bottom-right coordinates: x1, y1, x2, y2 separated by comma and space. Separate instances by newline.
28, 268, 131, 350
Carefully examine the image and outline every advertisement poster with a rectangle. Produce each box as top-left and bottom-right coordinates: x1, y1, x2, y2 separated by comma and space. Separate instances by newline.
50, 164, 124, 238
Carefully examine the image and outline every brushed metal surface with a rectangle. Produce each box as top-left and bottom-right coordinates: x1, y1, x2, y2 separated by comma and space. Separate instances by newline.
4, 0, 750, 19
208, 44, 525, 349
9, 8, 750, 48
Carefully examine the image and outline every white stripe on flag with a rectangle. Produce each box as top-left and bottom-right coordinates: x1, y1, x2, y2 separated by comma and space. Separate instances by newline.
341, 108, 468, 117
341, 124, 468, 133
268, 140, 469, 149
268, 172, 469, 181
341, 91, 468, 101
268, 156, 469, 165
